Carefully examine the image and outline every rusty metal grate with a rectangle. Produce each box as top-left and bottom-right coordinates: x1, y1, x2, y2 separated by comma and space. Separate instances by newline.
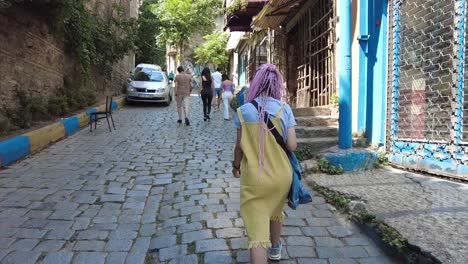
294, 0, 336, 108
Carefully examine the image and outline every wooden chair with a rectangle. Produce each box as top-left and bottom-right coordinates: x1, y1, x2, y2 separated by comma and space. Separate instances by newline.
89, 96, 116, 132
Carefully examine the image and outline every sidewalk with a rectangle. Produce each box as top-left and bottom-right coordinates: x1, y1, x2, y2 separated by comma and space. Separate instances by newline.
310, 167, 468, 263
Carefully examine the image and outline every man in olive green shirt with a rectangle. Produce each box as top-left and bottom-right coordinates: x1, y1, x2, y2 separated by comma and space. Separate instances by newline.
174, 66, 193, 126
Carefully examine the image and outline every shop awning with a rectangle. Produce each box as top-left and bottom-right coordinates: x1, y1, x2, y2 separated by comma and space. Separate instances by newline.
225, 0, 268, 32
226, 32, 245, 51
252, 0, 304, 29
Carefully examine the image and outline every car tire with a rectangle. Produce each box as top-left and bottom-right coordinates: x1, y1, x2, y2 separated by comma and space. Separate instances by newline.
163, 95, 171, 106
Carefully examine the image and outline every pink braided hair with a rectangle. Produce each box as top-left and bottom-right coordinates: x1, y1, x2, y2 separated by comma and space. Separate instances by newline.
246, 64, 285, 179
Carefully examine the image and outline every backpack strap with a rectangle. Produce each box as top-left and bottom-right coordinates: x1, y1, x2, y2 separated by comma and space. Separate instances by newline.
236, 108, 245, 123
250, 100, 290, 155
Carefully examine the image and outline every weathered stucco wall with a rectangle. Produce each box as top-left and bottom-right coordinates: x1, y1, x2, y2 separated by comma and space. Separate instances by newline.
0, 0, 140, 111
0, 6, 67, 111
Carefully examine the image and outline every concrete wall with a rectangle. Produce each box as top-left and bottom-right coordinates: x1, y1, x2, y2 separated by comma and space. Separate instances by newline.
0, 1, 140, 111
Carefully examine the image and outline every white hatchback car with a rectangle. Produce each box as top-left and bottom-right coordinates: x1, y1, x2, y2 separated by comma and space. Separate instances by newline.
126, 70, 173, 105
132, 63, 162, 74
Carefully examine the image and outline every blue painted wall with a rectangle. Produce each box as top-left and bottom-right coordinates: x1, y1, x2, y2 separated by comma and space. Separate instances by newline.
367, 0, 388, 146
357, 0, 369, 133
357, 0, 388, 146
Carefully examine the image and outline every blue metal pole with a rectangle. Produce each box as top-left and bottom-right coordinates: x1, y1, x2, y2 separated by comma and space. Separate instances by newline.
338, 0, 353, 149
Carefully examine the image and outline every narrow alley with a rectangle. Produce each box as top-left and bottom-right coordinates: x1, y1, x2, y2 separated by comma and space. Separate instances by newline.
0, 100, 393, 264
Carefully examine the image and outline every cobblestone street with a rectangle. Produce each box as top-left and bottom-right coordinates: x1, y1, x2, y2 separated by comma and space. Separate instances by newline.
0, 98, 393, 264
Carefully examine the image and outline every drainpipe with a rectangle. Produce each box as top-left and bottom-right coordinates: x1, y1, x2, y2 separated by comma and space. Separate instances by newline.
338, 0, 353, 149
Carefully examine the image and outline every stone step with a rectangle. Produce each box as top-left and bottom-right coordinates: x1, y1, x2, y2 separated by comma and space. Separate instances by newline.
293, 107, 332, 117
296, 126, 338, 138
297, 137, 338, 152
296, 137, 370, 155
295, 116, 338, 127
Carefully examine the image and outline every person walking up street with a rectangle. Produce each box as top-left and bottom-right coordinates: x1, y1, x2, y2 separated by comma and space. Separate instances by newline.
174, 66, 193, 126
221, 74, 235, 120
200, 67, 215, 121
232, 64, 297, 264
212, 67, 223, 110
168, 70, 175, 83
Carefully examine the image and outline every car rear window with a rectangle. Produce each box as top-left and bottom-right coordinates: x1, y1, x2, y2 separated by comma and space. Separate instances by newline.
133, 71, 164, 82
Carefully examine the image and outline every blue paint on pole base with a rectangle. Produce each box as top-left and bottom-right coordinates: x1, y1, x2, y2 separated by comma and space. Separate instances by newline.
322, 151, 379, 172
61, 116, 79, 136
0, 136, 30, 167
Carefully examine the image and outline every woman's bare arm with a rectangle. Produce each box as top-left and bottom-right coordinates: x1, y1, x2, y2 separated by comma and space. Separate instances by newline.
286, 127, 297, 152
233, 128, 243, 177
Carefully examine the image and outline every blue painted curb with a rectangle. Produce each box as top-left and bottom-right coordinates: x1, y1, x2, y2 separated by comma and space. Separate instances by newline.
0, 97, 125, 168
0, 136, 30, 167
112, 101, 118, 111
86, 108, 98, 121
60, 116, 80, 136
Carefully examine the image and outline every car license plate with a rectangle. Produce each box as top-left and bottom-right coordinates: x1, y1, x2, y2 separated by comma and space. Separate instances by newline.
138, 93, 152, 98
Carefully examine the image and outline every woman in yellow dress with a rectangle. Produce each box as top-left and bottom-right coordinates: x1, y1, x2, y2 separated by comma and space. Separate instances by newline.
232, 64, 297, 263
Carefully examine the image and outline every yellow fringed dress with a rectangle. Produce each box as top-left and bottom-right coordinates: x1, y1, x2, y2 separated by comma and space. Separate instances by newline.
237, 105, 292, 249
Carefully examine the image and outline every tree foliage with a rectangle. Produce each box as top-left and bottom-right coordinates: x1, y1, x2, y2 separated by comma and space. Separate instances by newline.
193, 32, 229, 69
135, 0, 166, 65
150, 0, 223, 48
41, 0, 137, 78
226, 0, 247, 15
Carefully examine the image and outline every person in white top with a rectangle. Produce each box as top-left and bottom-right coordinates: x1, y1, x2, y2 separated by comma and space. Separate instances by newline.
211, 67, 223, 110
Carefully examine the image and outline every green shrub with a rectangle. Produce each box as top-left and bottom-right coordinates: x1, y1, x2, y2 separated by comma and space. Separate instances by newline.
318, 158, 344, 174
11, 90, 48, 129
378, 152, 388, 164
312, 184, 350, 212
48, 96, 69, 116
377, 222, 408, 250
330, 94, 339, 106
295, 145, 316, 162
45, 1, 137, 79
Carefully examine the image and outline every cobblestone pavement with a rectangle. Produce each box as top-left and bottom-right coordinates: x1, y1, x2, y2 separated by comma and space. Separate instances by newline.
0, 97, 393, 263
313, 167, 468, 263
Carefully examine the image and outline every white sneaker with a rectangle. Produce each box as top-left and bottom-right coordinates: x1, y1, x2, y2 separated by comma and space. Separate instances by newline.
268, 241, 282, 261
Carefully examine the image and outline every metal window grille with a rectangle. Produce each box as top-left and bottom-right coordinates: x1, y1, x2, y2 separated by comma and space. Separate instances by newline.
386, 0, 395, 150
294, 0, 336, 108
395, 0, 456, 142
387, 0, 468, 178
463, 0, 468, 142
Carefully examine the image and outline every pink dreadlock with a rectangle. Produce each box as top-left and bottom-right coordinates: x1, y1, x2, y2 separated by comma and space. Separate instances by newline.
246, 64, 285, 179
246, 64, 284, 103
